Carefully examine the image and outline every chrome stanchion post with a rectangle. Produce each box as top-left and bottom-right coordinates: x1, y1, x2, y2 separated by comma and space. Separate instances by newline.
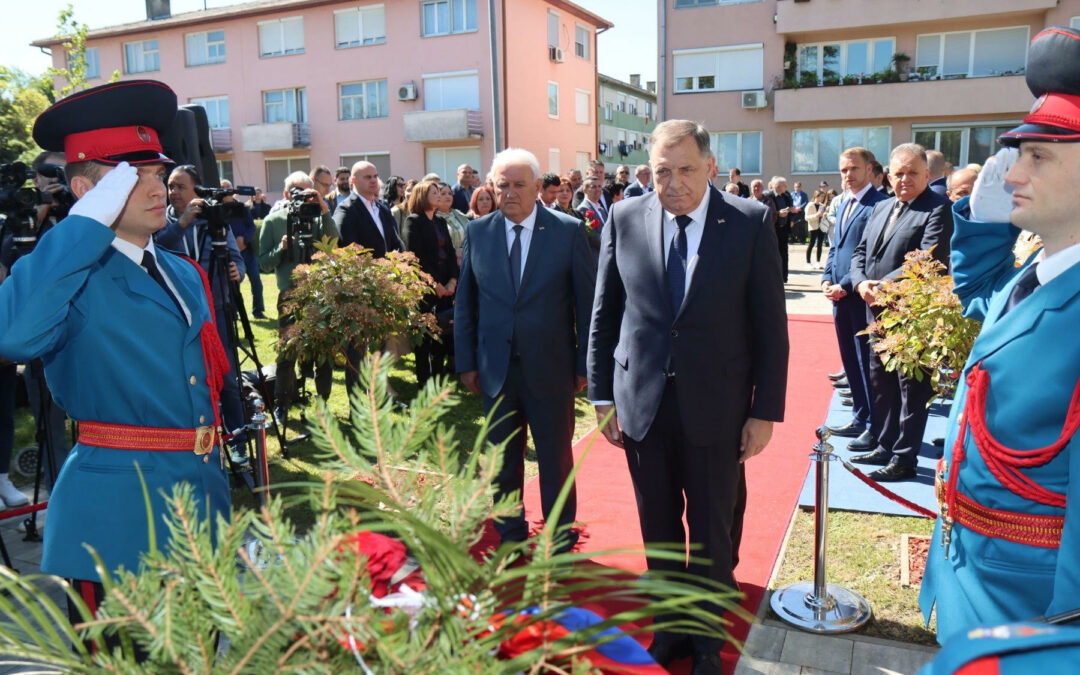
770, 426, 872, 633
248, 397, 270, 509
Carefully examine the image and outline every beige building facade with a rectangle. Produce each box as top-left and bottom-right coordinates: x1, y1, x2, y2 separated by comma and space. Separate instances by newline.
660, 0, 1080, 188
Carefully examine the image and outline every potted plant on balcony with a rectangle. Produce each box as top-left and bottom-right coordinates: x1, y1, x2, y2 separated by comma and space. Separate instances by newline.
799, 70, 818, 88
892, 52, 911, 81
842, 74, 861, 86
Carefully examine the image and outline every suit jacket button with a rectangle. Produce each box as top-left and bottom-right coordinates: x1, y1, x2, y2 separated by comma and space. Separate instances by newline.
670, 329, 679, 338
189, 375, 197, 385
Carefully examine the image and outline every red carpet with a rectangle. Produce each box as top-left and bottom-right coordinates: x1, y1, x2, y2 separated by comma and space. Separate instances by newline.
490, 314, 840, 672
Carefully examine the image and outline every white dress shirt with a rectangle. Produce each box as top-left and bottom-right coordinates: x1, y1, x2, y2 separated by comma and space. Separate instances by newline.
112, 237, 191, 324
359, 193, 385, 241
1034, 240, 1080, 286
505, 204, 538, 285
837, 183, 872, 239
662, 188, 711, 296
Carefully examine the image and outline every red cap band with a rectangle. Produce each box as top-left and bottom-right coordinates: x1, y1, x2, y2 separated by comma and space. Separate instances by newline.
1023, 92, 1080, 134
63, 125, 163, 164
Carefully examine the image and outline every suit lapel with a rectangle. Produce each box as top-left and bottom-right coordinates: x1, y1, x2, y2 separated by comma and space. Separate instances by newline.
488, 212, 516, 300
106, 248, 189, 325
645, 195, 668, 311
679, 189, 725, 317
517, 208, 546, 297
870, 198, 900, 255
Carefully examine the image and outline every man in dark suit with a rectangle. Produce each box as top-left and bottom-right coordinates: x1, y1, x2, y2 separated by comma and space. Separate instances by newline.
589, 120, 788, 673
850, 143, 953, 481
572, 159, 611, 210
927, 149, 949, 197
455, 148, 596, 553
821, 147, 888, 452
624, 164, 652, 197
451, 163, 477, 213
333, 160, 405, 397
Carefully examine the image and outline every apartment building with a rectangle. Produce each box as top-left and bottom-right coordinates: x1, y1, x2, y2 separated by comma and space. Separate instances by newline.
597, 73, 657, 173
33, 0, 610, 190
660, 0, 1080, 188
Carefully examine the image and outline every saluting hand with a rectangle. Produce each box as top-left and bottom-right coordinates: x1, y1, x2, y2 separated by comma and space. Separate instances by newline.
70, 161, 139, 228
970, 147, 1018, 223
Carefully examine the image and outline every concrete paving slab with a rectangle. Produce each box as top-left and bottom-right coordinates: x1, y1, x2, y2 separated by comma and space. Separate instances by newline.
735, 656, 804, 675
780, 631, 854, 673
851, 640, 936, 675
744, 623, 788, 661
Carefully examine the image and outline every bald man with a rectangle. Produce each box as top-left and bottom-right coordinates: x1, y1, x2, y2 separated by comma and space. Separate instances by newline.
946, 168, 978, 203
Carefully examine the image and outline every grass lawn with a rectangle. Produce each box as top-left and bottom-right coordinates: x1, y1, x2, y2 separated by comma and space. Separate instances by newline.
770, 508, 938, 646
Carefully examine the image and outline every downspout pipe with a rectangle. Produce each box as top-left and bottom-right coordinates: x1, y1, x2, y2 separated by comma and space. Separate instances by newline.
488, 0, 503, 153
658, 0, 667, 121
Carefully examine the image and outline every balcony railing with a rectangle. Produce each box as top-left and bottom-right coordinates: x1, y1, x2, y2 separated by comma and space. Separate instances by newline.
402, 109, 483, 142
775, 0, 1056, 34
240, 122, 310, 151
210, 128, 232, 153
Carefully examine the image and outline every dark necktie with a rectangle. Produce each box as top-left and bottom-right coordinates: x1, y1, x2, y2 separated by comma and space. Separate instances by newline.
667, 214, 691, 313
509, 224, 524, 294
596, 202, 609, 223
141, 251, 185, 317
1000, 263, 1040, 318
882, 200, 905, 242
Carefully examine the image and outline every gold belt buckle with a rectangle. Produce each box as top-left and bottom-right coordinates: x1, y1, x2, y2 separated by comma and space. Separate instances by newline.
194, 426, 216, 459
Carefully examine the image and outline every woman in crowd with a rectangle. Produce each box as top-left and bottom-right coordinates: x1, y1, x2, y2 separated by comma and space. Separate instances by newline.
394, 179, 419, 230
553, 177, 581, 220
436, 182, 469, 261
467, 185, 496, 220
402, 180, 458, 388
806, 183, 834, 268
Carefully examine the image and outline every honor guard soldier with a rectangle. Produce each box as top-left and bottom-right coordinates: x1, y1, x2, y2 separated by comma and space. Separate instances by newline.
919, 28, 1080, 642
0, 80, 231, 624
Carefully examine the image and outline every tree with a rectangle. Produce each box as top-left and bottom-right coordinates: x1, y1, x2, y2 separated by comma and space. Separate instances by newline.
0, 67, 51, 164
46, 4, 118, 100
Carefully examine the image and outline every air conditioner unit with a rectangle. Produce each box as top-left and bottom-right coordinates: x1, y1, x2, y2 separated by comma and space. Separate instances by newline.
548, 46, 564, 62
741, 90, 767, 109
397, 82, 418, 101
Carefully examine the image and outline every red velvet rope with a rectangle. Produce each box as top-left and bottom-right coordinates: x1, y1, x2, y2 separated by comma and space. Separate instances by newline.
180, 257, 229, 439
0, 500, 48, 520
835, 457, 939, 519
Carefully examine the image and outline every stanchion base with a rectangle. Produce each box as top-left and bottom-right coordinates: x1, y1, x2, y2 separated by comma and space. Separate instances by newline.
770, 581, 872, 633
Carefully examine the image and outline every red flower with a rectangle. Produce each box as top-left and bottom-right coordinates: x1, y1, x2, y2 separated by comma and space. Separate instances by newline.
584, 210, 601, 230
338, 531, 408, 597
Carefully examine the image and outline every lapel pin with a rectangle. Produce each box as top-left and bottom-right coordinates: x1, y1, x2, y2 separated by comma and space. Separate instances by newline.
538, 225, 546, 231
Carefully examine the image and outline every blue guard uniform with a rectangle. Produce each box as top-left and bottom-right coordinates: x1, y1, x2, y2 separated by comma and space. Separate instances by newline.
0, 80, 230, 585
919, 28, 1080, 643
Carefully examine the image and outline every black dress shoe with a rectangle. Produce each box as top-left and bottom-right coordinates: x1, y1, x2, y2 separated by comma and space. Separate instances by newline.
691, 650, 724, 674
847, 430, 876, 452
851, 448, 892, 465
828, 370, 846, 381
827, 422, 865, 438
869, 458, 916, 481
841, 398, 853, 407
832, 377, 849, 388
647, 633, 693, 667
836, 387, 851, 396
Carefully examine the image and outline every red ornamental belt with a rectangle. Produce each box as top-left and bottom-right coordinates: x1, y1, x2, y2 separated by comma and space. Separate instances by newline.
78, 420, 219, 458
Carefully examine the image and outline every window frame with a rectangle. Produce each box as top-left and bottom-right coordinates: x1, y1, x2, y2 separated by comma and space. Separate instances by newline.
185, 29, 226, 67
796, 36, 895, 82
574, 23, 590, 60
83, 46, 101, 79
421, 0, 478, 38
189, 95, 230, 129
421, 69, 481, 111
339, 79, 390, 121
547, 10, 561, 49
262, 87, 308, 124
258, 16, 305, 58
333, 4, 387, 49
710, 131, 762, 176
548, 81, 560, 119
672, 43, 764, 93
123, 39, 160, 74
914, 25, 1030, 80
574, 88, 590, 125
790, 126, 892, 174
911, 120, 1022, 168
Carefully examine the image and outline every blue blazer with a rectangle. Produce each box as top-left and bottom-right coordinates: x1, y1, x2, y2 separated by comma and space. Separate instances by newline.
822, 187, 888, 293
454, 206, 596, 399
919, 199, 1080, 641
0, 216, 230, 581
155, 209, 246, 311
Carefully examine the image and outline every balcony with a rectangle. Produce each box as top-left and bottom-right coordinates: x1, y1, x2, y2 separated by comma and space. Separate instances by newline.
240, 122, 310, 152
599, 107, 656, 133
402, 109, 483, 142
775, 0, 1056, 35
210, 128, 232, 153
773, 75, 1030, 123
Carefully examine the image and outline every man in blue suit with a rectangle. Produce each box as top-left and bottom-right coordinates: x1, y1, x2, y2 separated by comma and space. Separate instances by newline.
455, 148, 596, 552
0, 81, 230, 634
588, 120, 788, 673
920, 26, 1080, 643
927, 149, 949, 197
821, 147, 888, 451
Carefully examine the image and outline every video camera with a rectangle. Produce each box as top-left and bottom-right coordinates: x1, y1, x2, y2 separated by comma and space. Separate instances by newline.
285, 186, 322, 264
0, 162, 75, 256
193, 184, 256, 245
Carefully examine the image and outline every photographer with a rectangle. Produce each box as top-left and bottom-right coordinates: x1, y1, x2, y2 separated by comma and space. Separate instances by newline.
155, 164, 249, 462
221, 179, 265, 319
257, 172, 339, 426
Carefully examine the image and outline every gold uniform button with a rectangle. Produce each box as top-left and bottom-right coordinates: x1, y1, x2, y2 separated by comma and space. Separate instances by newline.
199, 415, 206, 424
189, 375, 197, 385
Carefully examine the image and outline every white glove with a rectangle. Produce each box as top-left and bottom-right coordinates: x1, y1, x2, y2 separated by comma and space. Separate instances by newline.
969, 147, 1017, 223
69, 161, 139, 227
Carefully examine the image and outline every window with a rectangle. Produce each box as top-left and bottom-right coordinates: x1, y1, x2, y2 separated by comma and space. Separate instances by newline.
425, 147, 480, 183
576, 152, 591, 171
675, 0, 757, 6
340, 152, 391, 179
797, 37, 894, 82
916, 27, 1028, 79
186, 30, 226, 66
124, 40, 159, 74
259, 17, 304, 57
421, 0, 477, 37
265, 157, 310, 193
549, 148, 561, 174
423, 71, 480, 110
339, 80, 389, 120
710, 131, 761, 175
603, 103, 612, 121
82, 47, 100, 79
217, 159, 233, 184
190, 96, 230, 129
1072, 17, 1080, 30
548, 82, 559, 118
792, 127, 890, 173
575, 89, 589, 124
673, 44, 763, 93
547, 11, 560, 48
335, 5, 386, 48
575, 24, 589, 59
263, 88, 307, 123
912, 122, 1019, 167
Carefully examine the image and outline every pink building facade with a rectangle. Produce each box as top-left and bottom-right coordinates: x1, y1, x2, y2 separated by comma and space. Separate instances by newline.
660, 0, 1080, 188
34, 0, 610, 192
